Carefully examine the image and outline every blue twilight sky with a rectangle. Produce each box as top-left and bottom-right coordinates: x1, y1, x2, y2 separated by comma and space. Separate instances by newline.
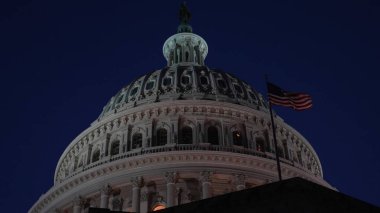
0, 0, 379, 212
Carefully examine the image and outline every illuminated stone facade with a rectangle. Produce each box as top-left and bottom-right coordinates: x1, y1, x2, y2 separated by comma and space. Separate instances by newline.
30, 5, 331, 213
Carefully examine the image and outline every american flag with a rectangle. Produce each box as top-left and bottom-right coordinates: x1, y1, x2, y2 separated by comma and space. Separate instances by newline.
267, 82, 312, 110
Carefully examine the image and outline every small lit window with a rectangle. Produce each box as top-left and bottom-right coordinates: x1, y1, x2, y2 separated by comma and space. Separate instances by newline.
256, 138, 265, 152
232, 131, 242, 146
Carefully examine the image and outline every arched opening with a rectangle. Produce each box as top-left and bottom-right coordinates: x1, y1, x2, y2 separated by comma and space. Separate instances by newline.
180, 126, 193, 144
277, 146, 284, 158
110, 141, 120, 156
155, 128, 167, 146
297, 151, 303, 166
92, 150, 100, 163
207, 126, 219, 145
282, 140, 289, 159
232, 131, 243, 146
132, 133, 143, 149
256, 138, 265, 152
181, 75, 191, 85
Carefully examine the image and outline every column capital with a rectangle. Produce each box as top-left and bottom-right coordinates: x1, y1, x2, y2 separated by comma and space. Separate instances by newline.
72, 195, 84, 206
164, 171, 178, 184
199, 171, 213, 183
101, 184, 113, 196
131, 176, 144, 188
233, 174, 246, 185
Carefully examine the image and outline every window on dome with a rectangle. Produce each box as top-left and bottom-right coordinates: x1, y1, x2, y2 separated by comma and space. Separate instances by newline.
163, 77, 172, 86
132, 133, 143, 149
130, 87, 139, 96
180, 126, 193, 144
234, 84, 243, 94
181, 75, 191, 85
232, 131, 243, 146
155, 128, 167, 146
116, 95, 124, 104
146, 81, 155, 90
256, 138, 265, 152
92, 150, 100, 163
249, 91, 257, 100
200, 76, 208, 85
110, 141, 120, 156
207, 126, 219, 145
217, 79, 227, 89
282, 140, 289, 159
297, 151, 303, 166
277, 146, 284, 158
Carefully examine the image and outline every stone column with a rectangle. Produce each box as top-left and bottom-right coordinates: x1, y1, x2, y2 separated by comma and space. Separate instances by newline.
131, 176, 144, 213
165, 172, 178, 207
234, 174, 246, 191
199, 171, 212, 199
100, 184, 113, 209
72, 196, 82, 213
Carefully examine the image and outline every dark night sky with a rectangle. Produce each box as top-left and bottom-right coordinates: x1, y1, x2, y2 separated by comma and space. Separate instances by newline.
0, 0, 379, 212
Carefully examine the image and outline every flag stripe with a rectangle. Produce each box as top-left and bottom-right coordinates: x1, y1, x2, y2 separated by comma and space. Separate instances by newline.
267, 82, 312, 110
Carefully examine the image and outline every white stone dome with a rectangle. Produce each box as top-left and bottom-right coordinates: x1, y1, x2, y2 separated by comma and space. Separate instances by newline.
97, 65, 269, 122
30, 4, 331, 213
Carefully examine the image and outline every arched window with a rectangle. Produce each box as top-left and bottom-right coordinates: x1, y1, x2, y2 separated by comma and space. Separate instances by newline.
92, 150, 100, 163
207, 126, 219, 145
282, 140, 289, 159
132, 133, 143, 149
232, 131, 243, 146
155, 128, 167, 146
256, 138, 265, 152
110, 141, 120, 156
297, 151, 303, 166
277, 146, 284, 158
180, 126, 193, 144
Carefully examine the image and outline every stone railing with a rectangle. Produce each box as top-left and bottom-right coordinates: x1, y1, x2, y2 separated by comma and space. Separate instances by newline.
61, 144, 308, 183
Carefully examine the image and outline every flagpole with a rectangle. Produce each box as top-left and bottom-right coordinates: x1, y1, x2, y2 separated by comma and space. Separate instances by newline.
265, 75, 282, 181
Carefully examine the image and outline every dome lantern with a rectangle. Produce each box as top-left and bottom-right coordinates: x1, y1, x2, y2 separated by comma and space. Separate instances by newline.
163, 3, 208, 66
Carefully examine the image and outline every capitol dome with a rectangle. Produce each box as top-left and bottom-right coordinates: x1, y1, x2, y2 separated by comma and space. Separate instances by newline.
30, 4, 331, 213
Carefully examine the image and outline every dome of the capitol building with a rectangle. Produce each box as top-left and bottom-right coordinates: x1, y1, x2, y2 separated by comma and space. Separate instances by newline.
30, 3, 332, 213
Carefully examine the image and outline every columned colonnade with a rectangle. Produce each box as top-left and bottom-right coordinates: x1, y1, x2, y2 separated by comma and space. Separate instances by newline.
67, 171, 246, 213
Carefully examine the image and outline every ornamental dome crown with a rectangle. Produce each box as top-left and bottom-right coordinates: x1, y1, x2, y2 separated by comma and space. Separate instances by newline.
98, 4, 268, 122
